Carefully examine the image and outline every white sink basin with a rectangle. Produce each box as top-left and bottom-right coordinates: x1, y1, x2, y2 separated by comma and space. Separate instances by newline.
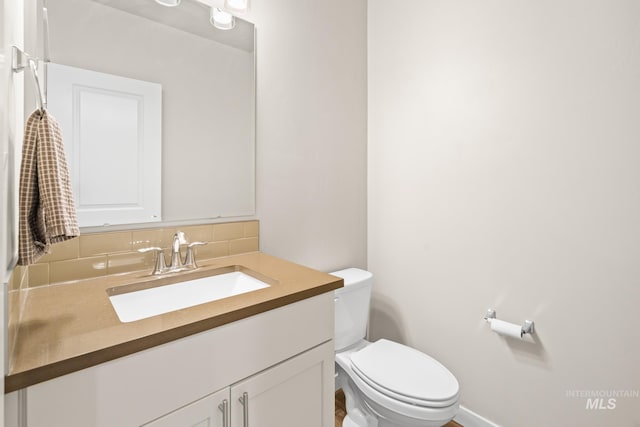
109, 270, 271, 323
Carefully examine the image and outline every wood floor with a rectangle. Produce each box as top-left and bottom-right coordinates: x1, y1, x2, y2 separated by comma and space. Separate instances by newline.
335, 389, 348, 427
335, 389, 462, 427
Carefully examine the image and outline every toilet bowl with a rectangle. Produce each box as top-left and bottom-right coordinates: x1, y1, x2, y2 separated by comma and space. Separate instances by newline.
332, 268, 459, 427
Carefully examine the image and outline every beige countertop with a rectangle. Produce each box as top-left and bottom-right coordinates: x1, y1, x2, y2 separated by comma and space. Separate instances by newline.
5, 252, 343, 393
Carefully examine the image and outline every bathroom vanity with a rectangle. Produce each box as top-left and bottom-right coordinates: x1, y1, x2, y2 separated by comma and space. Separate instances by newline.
5, 253, 341, 427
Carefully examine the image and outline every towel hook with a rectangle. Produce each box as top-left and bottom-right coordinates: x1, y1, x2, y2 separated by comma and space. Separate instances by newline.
11, 46, 47, 112
28, 58, 46, 112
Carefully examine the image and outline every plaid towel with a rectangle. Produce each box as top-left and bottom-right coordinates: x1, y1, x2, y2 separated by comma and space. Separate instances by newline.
18, 110, 79, 265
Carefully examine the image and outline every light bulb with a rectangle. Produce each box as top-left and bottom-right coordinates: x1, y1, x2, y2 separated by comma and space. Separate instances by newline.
211, 7, 235, 30
225, 0, 248, 14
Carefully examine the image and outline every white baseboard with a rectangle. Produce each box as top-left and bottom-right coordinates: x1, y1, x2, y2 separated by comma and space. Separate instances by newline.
454, 405, 500, 427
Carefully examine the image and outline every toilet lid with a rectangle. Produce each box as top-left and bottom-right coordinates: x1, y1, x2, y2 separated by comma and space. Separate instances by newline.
349, 339, 459, 405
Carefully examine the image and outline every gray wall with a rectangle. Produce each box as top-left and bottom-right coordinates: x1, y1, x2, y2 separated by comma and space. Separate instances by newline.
368, 1, 640, 425
1, 0, 27, 406
250, 0, 368, 272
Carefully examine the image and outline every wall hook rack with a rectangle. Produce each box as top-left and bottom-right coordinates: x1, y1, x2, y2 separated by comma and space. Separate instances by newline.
11, 46, 48, 111
11, 0, 50, 112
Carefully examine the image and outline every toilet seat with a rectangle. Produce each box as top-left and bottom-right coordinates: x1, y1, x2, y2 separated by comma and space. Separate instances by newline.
343, 362, 459, 423
349, 339, 459, 408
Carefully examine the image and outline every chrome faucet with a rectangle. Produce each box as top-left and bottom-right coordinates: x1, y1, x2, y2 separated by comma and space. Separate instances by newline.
170, 231, 187, 269
138, 231, 208, 275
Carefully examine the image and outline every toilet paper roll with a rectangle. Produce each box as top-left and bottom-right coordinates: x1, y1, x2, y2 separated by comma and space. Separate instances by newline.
489, 319, 523, 339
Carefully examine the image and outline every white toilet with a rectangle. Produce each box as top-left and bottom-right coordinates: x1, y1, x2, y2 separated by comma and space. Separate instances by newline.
331, 268, 460, 427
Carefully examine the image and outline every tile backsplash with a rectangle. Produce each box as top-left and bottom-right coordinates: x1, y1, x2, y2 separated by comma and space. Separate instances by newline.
9, 220, 259, 289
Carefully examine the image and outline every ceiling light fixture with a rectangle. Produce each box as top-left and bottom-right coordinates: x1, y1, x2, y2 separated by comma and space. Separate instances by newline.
225, 0, 248, 14
211, 7, 235, 30
155, 0, 181, 6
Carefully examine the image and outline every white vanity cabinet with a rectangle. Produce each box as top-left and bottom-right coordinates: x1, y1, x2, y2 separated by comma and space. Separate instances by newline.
145, 341, 332, 427
228, 342, 332, 427
5, 293, 335, 427
144, 388, 229, 427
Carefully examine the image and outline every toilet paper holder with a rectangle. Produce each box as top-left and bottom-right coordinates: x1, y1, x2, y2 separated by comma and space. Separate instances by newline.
484, 309, 535, 336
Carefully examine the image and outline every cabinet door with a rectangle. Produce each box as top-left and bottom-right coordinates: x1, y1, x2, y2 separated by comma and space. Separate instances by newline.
230, 341, 334, 427
143, 388, 230, 427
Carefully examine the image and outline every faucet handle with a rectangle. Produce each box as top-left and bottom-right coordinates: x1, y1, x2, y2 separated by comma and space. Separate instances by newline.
138, 246, 163, 252
138, 247, 167, 275
184, 241, 208, 269
187, 241, 208, 248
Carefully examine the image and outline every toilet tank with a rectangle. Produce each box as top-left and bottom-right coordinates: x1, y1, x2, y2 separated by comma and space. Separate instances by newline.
331, 268, 373, 351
